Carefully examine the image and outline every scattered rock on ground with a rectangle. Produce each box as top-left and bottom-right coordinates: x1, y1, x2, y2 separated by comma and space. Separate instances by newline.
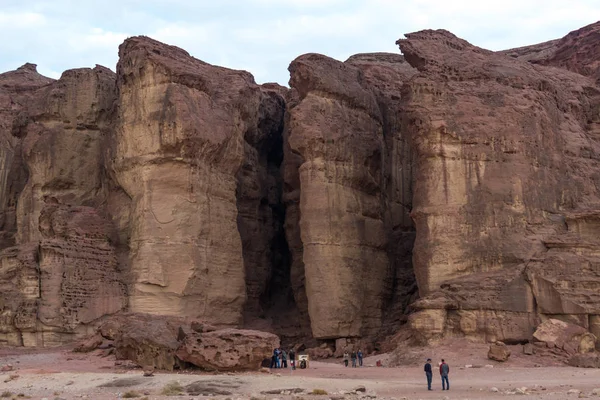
523, 343, 534, 355
488, 343, 511, 362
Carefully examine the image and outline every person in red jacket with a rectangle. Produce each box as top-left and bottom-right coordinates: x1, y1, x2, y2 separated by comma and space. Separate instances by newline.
439, 359, 450, 390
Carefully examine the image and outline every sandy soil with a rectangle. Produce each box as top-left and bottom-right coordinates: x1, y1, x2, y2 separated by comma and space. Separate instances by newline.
1, 341, 600, 400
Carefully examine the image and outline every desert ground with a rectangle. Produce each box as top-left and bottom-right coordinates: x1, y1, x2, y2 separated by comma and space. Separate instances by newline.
2, 340, 600, 400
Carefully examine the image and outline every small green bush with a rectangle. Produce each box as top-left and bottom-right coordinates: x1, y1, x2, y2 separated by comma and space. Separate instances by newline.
161, 381, 184, 396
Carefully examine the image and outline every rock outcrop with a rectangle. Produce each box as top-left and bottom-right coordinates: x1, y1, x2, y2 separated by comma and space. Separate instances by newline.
399, 23, 600, 344
0, 63, 126, 347
283, 52, 417, 340
503, 22, 600, 81
107, 313, 279, 371
113, 37, 254, 324
176, 328, 279, 371
3, 21, 600, 351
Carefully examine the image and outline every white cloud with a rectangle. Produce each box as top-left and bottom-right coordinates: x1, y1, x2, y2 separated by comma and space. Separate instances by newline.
247, 0, 345, 7
67, 29, 129, 52
0, 11, 46, 28
0, 0, 599, 85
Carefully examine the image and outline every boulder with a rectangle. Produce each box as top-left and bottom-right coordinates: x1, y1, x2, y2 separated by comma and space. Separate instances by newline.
523, 343, 535, 355
306, 346, 334, 359
0, 364, 13, 372
533, 319, 596, 354
99, 319, 122, 340
73, 334, 103, 353
488, 343, 511, 362
113, 314, 183, 370
190, 321, 217, 333
176, 328, 280, 371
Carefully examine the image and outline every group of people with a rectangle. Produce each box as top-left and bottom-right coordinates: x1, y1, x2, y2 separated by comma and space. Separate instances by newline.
271, 346, 450, 392
342, 349, 363, 367
424, 358, 450, 391
270, 347, 297, 369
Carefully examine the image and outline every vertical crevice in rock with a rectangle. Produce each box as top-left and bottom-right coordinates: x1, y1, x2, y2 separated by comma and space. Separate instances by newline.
345, 54, 419, 337
237, 84, 309, 344
0, 142, 28, 250
281, 91, 313, 343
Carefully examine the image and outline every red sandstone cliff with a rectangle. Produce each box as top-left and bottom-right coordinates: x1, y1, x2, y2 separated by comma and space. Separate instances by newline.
1, 22, 600, 351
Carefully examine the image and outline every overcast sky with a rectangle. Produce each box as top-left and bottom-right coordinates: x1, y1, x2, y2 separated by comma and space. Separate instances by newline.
1, 0, 599, 86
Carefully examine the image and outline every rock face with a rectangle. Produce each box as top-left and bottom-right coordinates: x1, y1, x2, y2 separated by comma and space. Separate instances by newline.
3, 22, 600, 350
503, 22, 600, 81
113, 37, 255, 324
283, 52, 417, 340
0, 63, 126, 347
399, 23, 600, 344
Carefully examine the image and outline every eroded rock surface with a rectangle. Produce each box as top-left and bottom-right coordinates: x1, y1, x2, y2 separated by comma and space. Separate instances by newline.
3, 22, 600, 350
177, 328, 279, 371
107, 313, 279, 371
284, 52, 417, 340
398, 23, 600, 344
0, 64, 126, 347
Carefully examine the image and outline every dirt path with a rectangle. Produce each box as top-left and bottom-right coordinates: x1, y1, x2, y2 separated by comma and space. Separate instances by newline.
1, 347, 600, 400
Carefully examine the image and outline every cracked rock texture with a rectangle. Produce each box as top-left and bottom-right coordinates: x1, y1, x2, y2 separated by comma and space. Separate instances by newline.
0, 64, 126, 346
401, 23, 600, 344
2, 22, 600, 349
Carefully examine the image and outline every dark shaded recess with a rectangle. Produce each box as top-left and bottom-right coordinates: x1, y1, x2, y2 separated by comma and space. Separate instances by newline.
377, 91, 418, 339
0, 141, 28, 250
237, 90, 299, 339
259, 133, 294, 311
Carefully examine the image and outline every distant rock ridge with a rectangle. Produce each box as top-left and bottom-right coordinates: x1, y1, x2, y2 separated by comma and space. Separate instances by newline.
1, 21, 600, 352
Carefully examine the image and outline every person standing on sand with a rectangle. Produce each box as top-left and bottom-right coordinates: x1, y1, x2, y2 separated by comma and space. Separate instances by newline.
440, 359, 450, 390
357, 349, 363, 367
351, 350, 357, 368
289, 348, 296, 370
270, 349, 278, 368
343, 351, 349, 367
281, 349, 288, 368
275, 348, 281, 368
424, 358, 433, 390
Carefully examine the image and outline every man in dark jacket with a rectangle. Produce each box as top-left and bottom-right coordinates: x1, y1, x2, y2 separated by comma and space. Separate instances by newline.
357, 349, 363, 367
424, 358, 433, 390
289, 349, 296, 370
440, 359, 450, 390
